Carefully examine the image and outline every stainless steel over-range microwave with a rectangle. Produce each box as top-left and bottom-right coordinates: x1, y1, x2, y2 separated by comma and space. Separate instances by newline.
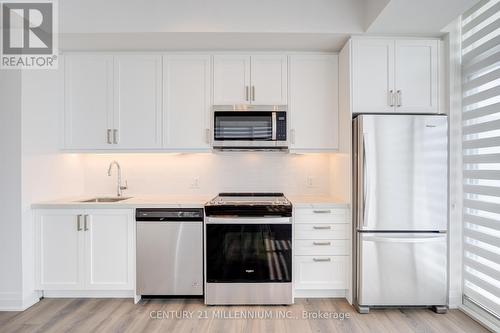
212, 105, 288, 151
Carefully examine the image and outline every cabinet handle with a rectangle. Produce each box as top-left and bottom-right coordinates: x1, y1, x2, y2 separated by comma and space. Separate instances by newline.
205, 128, 211, 144
313, 258, 331, 262
113, 129, 118, 144
77, 215, 82, 231
313, 226, 332, 230
251, 86, 255, 101
313, 241, 331, 246
107, 129, 112, 144
245, 86, 249, 101
84, 215, 89, 231
396, 90, 402, 107
388, 90, 394, 107
313, 209, 331, 214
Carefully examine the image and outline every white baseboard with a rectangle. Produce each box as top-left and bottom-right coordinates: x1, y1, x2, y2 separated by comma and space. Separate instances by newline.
0, 291, 41, 311
42, 290, 135, 298
294, 289, 347, 298
0, 292, 23, 311
448, 290, 462, 309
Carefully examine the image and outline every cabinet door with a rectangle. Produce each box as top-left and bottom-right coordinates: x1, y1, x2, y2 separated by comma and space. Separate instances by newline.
164, 55, 211, 149
84, 210, 134, 290
289, 55, 339, 151
36, 210, 84, 289
213, 55, 251, 104
113, 55, 162, 149
352, 39, 395, 113
294, 256, 347, 290
394, 40, 439, 113
250, 55, 287, 104
64, 55, 113, 149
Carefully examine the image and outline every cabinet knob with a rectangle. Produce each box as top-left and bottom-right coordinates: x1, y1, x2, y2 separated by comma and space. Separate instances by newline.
388, 90, 394, 107
77, 214, 83, 231
313, 241, 331, 246
107, 129, 112, 144
313, 226, 332, 230
313, 258, 331, 262
205, 128, 211, 144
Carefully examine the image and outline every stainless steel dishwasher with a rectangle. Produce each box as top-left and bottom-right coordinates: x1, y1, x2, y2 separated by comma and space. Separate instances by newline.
136, 208, 203, 296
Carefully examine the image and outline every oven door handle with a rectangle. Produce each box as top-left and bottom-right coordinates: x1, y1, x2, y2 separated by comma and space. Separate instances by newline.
206, 217, 292, 224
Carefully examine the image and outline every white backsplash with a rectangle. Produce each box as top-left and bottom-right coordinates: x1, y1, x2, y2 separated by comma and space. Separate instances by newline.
82, 152, 342, 197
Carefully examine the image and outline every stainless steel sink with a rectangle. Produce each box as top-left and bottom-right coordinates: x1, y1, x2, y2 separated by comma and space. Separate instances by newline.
78, 197, 131, 203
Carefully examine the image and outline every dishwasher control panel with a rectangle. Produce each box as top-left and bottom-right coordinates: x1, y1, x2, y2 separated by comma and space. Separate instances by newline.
136, 208, 204, 221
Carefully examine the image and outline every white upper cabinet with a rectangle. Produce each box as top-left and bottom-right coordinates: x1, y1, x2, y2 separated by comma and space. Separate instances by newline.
394, 40, 438, 113
289, 54, 339, 151
352, 39, 395, 114
213, 55, 287, 105
164, 55, 211, 150
213, 55, 251, 104
64, 54, 162, 150
250, 55, 287, 105
113, 55, 162, 149
64, 55, 113, 149
350, 38, 439, 114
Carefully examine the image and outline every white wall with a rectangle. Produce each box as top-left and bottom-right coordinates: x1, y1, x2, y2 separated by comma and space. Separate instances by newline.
81, 153, 348, 198
442, 18, 463, 309
0, 70, 23, 310
20, 67, 85, 309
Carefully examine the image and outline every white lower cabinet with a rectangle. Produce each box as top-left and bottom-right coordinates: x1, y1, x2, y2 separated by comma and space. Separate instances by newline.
295, 255, 348, 290
35, 209, 134, 292
294, 206, 349, 297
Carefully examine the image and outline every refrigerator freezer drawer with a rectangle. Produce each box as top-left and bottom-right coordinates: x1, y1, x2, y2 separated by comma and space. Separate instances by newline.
357, 232, 447, 306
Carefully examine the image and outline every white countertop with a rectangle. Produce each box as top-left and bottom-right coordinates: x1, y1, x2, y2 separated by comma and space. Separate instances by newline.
287, 195, 349, 208
32, 194, 349, 209
31, 195, 212, 209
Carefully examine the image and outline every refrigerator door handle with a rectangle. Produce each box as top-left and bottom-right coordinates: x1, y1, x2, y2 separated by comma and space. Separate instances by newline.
362, 235, 445, 243
361, 133, 370, 229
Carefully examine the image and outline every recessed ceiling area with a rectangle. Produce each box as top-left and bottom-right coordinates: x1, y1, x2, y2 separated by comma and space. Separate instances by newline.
59, 0, 480, 51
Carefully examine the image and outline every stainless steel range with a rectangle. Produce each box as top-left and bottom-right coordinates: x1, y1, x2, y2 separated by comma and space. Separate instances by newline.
204, 193, 293, 305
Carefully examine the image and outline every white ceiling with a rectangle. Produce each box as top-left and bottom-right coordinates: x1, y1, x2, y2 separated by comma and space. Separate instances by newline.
59, 0, 480, 51
365, 0, 479, 34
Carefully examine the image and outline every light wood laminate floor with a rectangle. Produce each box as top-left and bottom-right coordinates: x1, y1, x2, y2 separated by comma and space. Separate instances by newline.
0, 298, 490, 333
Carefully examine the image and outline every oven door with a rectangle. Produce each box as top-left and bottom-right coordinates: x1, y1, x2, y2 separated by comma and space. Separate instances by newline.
205, 218, 292, 283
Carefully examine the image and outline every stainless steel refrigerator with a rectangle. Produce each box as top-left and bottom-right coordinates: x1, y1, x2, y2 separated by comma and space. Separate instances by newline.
353, 114, 448, 314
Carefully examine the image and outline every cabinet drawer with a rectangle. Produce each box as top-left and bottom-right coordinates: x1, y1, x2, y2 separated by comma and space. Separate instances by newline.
295, 223, 348, 240
294, 255, 347, 290
294, 208, 348, 224
295, 239, 348, 255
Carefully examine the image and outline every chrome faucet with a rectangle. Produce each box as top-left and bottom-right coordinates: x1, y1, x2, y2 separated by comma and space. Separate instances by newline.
107, 161, 128, 197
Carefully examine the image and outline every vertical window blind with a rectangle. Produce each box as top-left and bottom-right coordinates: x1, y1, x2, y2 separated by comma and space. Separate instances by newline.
462, 0, 500, 319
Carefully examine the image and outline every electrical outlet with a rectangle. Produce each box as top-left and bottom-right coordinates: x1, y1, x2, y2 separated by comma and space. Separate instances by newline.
190, 177, 200, 189
306, 176, 315, 188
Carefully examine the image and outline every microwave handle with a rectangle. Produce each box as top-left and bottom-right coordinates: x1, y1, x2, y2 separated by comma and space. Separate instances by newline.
272, 112, 277, 140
